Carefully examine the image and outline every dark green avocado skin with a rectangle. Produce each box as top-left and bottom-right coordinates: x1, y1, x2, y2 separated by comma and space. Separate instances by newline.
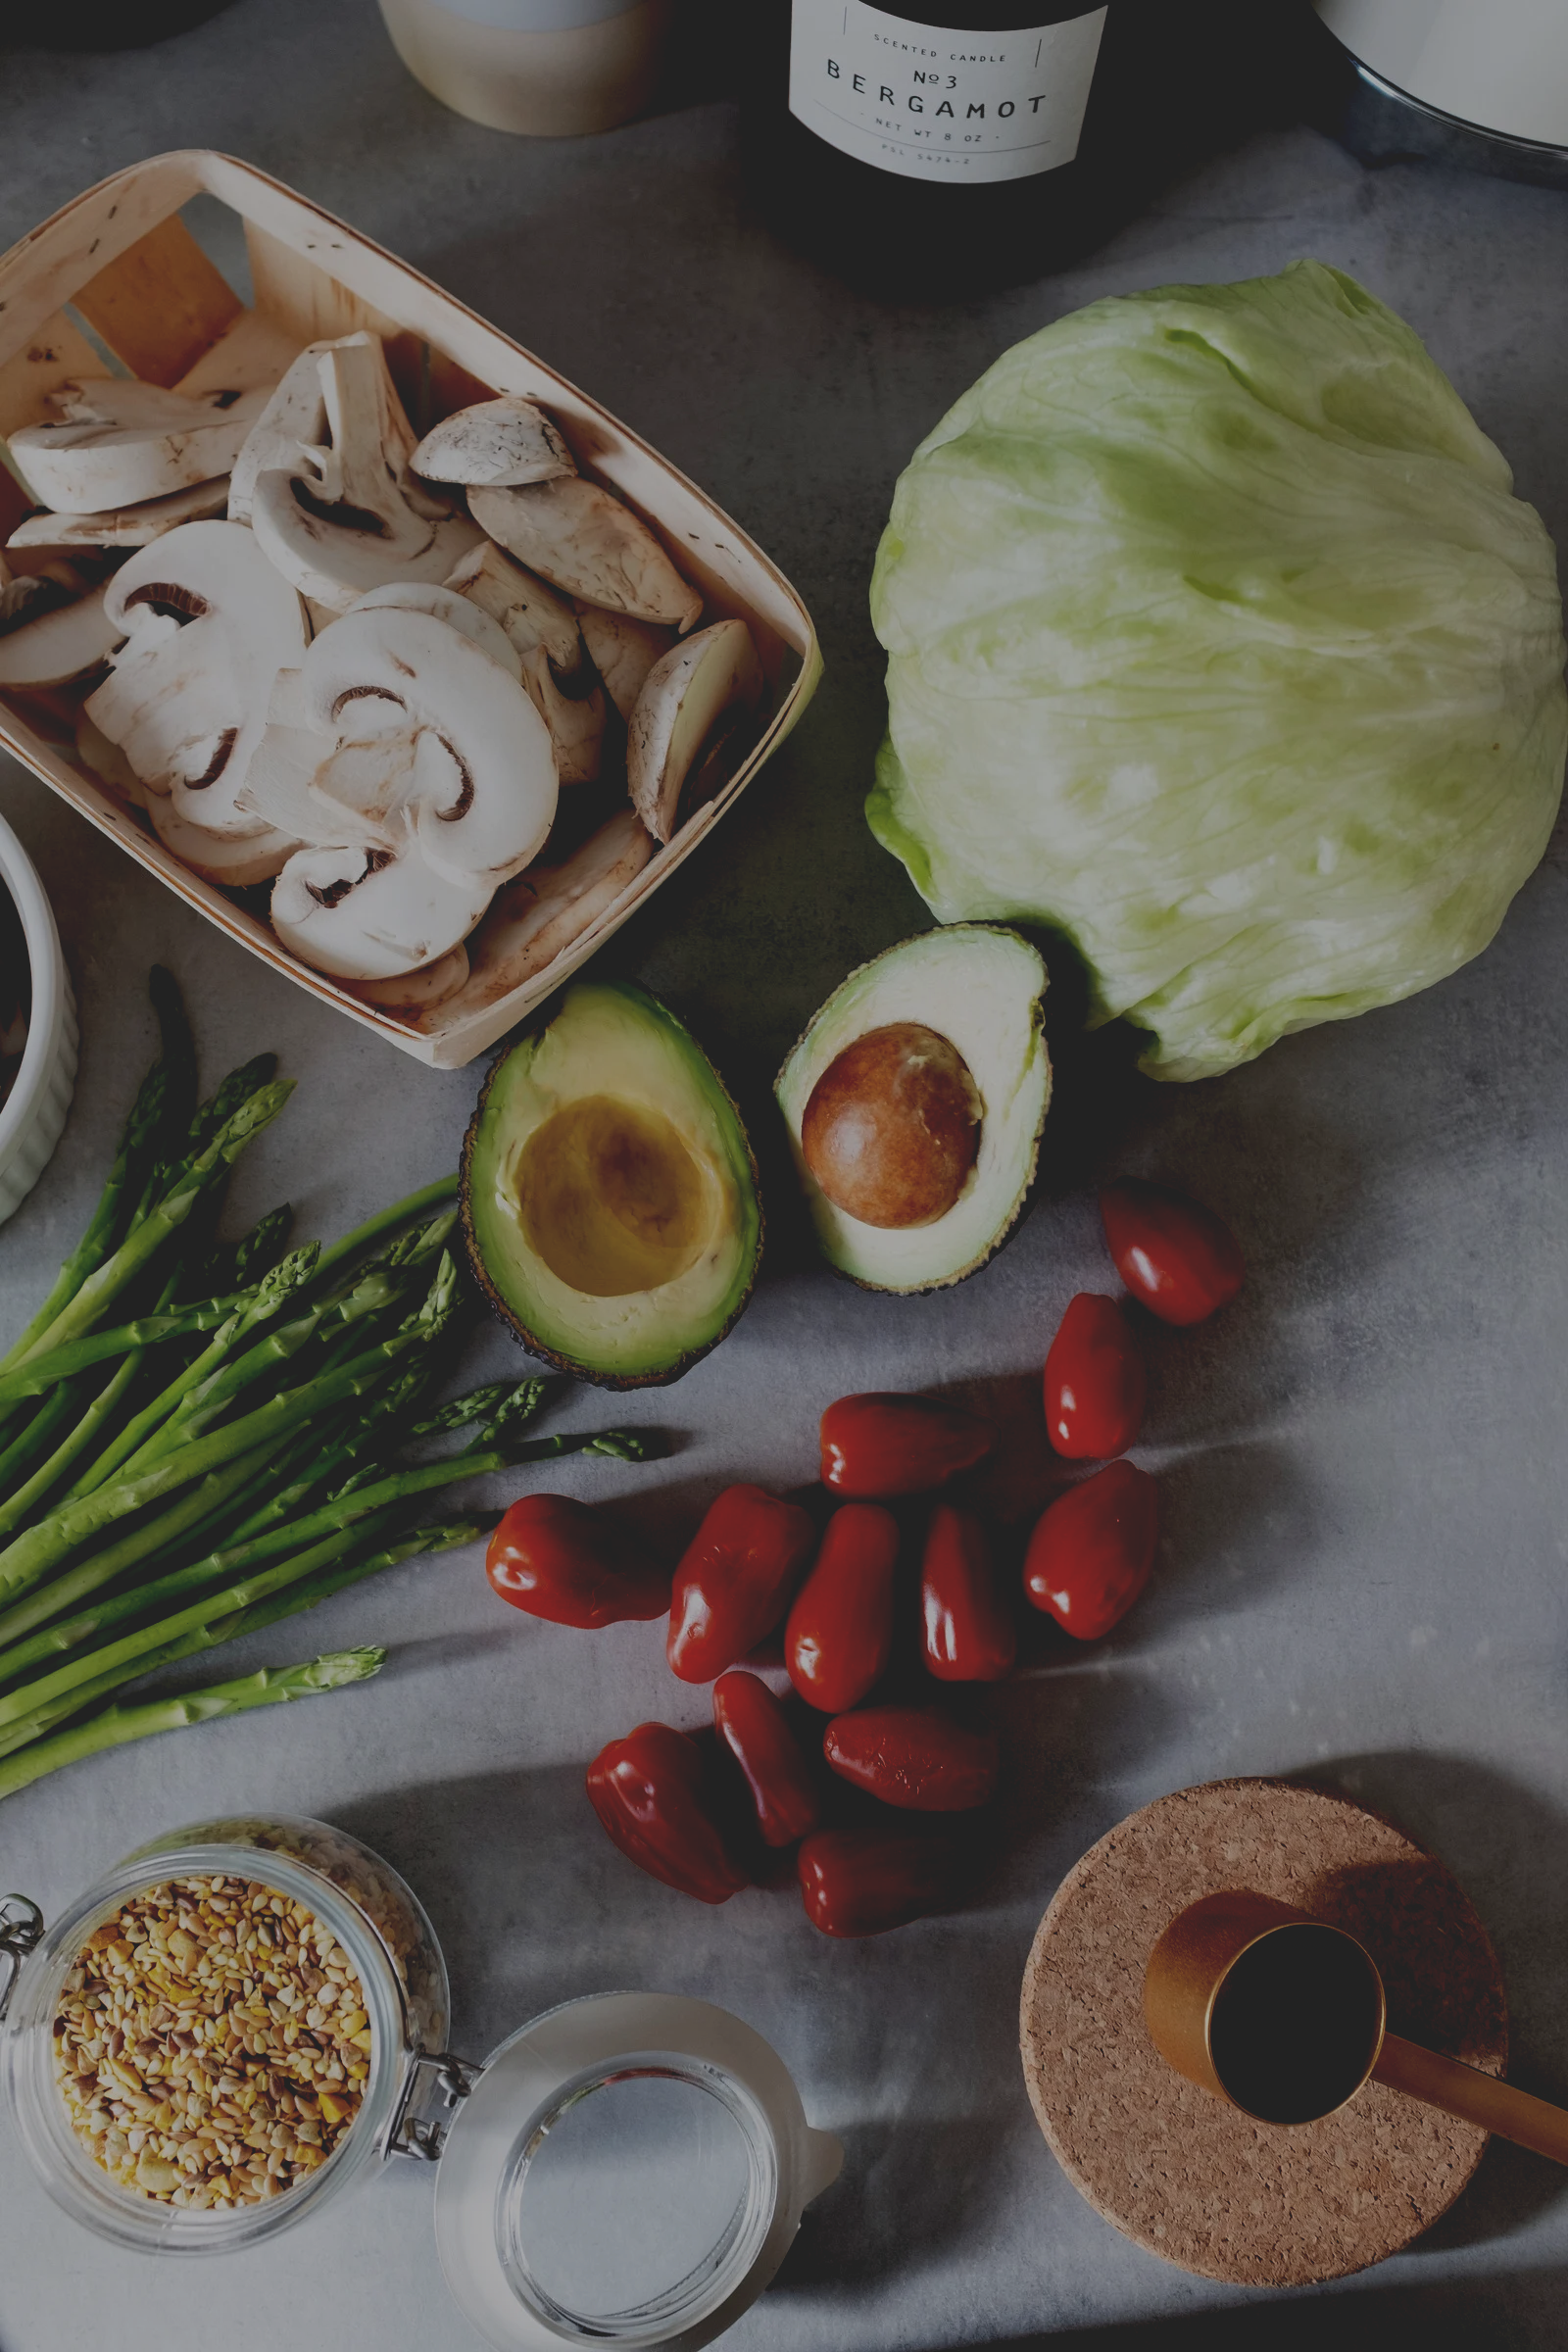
460, 985, 764, 1393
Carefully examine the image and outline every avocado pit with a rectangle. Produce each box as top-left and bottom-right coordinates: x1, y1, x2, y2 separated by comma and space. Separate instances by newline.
802, 1021, 980, 1229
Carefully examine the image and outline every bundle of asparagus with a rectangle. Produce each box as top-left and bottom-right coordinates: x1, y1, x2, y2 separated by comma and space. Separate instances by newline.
0, 973, 645, 1800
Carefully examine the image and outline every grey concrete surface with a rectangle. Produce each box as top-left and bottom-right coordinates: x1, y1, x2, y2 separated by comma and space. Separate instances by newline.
2, 8, 1568, 2348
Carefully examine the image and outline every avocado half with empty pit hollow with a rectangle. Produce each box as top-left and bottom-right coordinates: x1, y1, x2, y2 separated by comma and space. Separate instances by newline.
776, 926, 1050, 1293
462, 979, 762, 1387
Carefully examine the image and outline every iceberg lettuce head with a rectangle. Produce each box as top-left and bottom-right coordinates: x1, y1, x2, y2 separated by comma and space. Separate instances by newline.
867, 261, 1566, 1080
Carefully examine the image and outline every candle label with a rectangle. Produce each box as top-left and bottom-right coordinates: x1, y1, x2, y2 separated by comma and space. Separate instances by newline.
789, 2, 1108, 184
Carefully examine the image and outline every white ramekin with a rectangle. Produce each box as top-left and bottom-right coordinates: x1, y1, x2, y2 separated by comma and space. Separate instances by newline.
0, 809, 77, 1226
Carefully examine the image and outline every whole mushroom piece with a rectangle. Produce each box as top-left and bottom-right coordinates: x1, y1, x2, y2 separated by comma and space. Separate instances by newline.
412, 397, 575, 489
468, 476, 703, 634
627, 618, 763, 844
576, 605, 675, 722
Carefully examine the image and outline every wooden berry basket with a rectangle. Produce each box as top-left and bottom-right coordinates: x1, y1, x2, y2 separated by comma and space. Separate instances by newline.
0, 151, 821, 1068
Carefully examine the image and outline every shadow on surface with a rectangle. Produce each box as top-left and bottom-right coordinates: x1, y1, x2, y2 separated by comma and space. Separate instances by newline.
1295, 1751, 1568, 2250
947, 2269, 1568, 2351
782, 2115, 1018, 2289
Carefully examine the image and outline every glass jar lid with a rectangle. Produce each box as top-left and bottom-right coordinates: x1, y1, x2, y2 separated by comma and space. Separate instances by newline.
431, 1992, 843, 2352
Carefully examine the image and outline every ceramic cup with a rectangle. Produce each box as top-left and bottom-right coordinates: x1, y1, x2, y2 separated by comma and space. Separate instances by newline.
375, 0, 674, 137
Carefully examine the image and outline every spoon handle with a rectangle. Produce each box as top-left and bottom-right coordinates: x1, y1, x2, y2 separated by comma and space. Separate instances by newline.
1374, 2034, 1568, 2166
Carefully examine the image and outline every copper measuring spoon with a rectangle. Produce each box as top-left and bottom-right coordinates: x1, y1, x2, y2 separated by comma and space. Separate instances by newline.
1144, 1890, 1568, 2164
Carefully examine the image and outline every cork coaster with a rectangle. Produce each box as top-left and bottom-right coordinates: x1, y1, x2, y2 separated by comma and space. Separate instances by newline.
1019, 1777, 1507, 2286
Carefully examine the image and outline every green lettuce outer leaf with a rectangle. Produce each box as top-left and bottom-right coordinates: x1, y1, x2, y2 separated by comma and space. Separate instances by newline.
868, 261, 1567, 1080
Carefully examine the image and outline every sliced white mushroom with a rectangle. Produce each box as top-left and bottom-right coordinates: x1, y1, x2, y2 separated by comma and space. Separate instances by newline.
76, 710, 146, 806
8, 380, 270, 514
270, 841, 495, 982
576, 604, 676, 722
83, 521, 309, 836
0, 582, 120, 689
228, 332, 368, 527
231, 712, 322, 838
468, 477, 702, 634
347, 942, 470, 1015
341, 581, 521, 680
247, 337, 480, 613
244, 602, 558, 982
8, 475, 231, 553
465, 809, 655, 1008
412, 398, 575, 489
626, 618, 762, 845
443, 539, 584, 681
146, 793, 299, 888
294, 606, 555, 886
519, 644, 605, 786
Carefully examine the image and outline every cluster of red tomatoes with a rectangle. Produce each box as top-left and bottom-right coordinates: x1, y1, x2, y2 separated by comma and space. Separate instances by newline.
485, 1180, 1243, 1936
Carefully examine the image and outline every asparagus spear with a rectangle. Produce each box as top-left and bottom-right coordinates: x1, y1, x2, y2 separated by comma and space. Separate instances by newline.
0, 1406, 640, 1692
15, 1263, 192, 1526
0, 1508, 416, 1735
0, 1441, 281, 1656
0, 970, 195, 1376
0, 1513, 484, 1768
0, 1386, 87, 1501
0, 1649, 386, 1801
0, 1377, 112, 1538
0, 1499, 403, 1691
10, 1080, 294, 1371
0, 1297, 245, 1406
311, 1173, 459, 1287
68, 1246, 323, 1501
200, 1203, 294, 1298
0, 1282, 452, 1613
132, 1264, 408, 1465
215, 1515, 490, 1642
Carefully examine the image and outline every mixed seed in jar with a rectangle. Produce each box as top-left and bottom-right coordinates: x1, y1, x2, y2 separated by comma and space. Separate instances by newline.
52, 1874, 371, 2208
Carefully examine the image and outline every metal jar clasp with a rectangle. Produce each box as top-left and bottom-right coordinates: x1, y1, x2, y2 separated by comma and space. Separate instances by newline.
389, 2049, 482, 2162
0, 1894, 43, 2025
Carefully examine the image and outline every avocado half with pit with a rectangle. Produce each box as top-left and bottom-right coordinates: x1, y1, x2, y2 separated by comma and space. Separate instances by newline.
463, 979, 762, 1387
775, 926, 1050, 1293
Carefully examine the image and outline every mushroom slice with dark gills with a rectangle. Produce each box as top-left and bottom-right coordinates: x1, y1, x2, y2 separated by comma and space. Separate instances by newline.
248, 603, 558, 980
245, 334, 480, 612
83, 521, 310, 841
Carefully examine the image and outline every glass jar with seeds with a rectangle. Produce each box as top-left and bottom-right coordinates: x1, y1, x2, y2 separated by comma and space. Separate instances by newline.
1, 1814, 446, 2253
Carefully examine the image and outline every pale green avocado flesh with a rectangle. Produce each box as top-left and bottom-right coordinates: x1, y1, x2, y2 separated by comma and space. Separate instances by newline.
776, 926, 1050, 1293
464, 980, 762, 1386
